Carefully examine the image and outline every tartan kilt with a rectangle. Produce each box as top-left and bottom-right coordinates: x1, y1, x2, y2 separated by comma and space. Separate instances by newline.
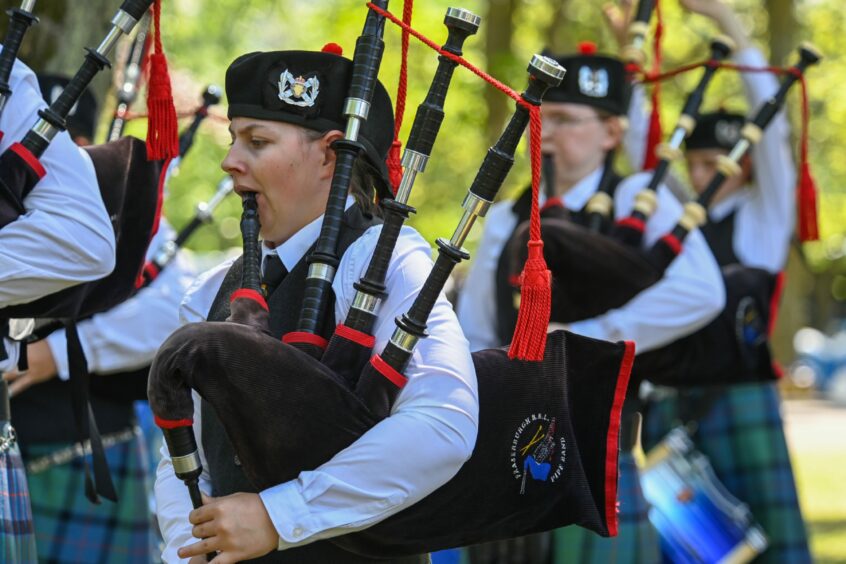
641, 382, 812, 563
22, 428, 155, 563
1, 441, 38, 562
552, 452, 661, 563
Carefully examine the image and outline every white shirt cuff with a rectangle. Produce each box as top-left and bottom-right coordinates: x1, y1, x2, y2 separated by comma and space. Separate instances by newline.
45, 329, 71, 380
1, 339, 19, 373
260, 481, 312, 551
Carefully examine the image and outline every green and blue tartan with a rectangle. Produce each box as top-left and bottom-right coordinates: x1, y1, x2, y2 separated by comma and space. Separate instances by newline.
23, 429, 155, 563
552, 452, 661, 563
1, 441, 38, 562
641, 382, 812, 564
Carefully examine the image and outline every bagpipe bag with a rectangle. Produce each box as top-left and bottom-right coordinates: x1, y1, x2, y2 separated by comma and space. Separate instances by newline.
506, 209, 778, 387
0, 137, 161, 320
149, 323, 633, 557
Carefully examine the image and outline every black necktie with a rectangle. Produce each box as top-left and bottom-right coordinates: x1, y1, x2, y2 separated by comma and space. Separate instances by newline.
261, 254, 288, 297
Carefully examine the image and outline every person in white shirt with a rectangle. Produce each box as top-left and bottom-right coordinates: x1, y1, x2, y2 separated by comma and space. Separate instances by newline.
0, 72, 197, 563
456, 42, 724, 563
628, 1, 813, 561
154, 48, 478, 563
0, 60, 115, 373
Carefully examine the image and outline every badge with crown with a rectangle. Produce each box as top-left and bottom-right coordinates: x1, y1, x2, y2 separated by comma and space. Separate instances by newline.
278, 70, 320, 107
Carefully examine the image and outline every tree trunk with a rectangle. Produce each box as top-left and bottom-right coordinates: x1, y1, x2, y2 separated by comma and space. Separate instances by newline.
483, 0, 521, 146
765, 0, 797, 66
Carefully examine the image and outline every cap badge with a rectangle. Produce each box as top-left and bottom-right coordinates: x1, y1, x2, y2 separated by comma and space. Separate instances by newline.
715, 120, 741, 147
278, 70, 319, 107
578, 66, 609, 98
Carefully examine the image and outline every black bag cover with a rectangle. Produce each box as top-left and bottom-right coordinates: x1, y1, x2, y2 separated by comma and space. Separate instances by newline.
633, 264, 779, 387
148, 323, 634, 557
0, 137, 161, 319
0, 144, 39, 226
507, 209, 662, 323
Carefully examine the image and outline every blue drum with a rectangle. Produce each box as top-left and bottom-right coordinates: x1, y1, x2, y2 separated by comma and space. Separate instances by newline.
640, 427, 768, 563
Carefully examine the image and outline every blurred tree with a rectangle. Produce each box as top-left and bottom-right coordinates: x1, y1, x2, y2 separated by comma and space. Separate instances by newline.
0, 0, 116, 104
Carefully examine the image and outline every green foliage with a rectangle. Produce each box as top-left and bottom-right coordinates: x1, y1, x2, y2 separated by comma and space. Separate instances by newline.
115, 0, 842, 265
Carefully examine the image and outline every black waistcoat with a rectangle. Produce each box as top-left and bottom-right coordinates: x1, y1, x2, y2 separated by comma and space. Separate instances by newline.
494, 175, 621, 346
202, 206, 426, 563
700, 210, 740, 267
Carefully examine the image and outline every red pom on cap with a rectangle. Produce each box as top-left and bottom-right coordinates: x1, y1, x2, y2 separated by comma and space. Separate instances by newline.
578, 41, 598, 55
321, 42, 343, 56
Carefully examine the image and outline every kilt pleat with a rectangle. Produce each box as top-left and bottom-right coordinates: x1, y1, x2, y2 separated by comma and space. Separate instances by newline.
641, 382, 812, 564
1, 441, 38, 562
23, 429, 154, 563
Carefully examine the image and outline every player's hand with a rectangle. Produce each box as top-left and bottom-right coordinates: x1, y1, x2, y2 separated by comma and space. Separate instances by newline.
3, 340, 58, 396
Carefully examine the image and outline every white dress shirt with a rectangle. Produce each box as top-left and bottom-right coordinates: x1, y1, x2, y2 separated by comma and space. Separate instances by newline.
155, 199, 479, 562
1, 59, 116, 372
625, 48, 795, 274
43, 220, 197, 378
456, 169, 725, 353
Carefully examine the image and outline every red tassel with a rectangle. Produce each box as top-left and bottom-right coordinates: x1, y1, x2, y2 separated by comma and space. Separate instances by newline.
386, 138, 403, 195
642, 88, 662, 170
797, 161, 819, 241
508, 241, 551, 361
145, 0, 178, 160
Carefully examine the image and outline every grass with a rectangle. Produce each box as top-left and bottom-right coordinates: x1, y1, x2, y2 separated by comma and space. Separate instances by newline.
791, 447, 846, 562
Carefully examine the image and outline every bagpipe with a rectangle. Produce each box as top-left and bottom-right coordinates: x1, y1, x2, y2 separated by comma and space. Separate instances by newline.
107, 8, 152, 142
0, 0, 164, 321
148, 2, 636, 558
0, 0, 38, 119
506, 42, 821, 388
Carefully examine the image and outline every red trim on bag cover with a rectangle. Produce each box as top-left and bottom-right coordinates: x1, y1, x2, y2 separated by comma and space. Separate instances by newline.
10, 142, 46, 179
659, 233, 682, 256
768, 271, 787, 378
334, 323, 376, 348
230, 289, 269, 311
282, 332, 328, 350
154, 415, 193, 429
604, 340, 636, 537
615, 216, 645, 233
370, 354, 408, 388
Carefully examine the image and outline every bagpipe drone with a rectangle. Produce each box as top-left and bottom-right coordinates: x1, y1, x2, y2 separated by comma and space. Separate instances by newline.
148, 2, 635, 560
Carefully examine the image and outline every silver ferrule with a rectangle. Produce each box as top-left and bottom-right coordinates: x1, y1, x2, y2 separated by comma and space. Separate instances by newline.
401, 149, 429, 174
351, 290, 381, 315
446, 7, 481, 27
451, 210, 478, 248
668, 126, 687, 150
111, 9, 139, 34
21, 0, 36, 12
153, 240, 178, 267
96, 25, 126, 56
33, 119, 58, 143
344, 97, 371, 120
530, 54, 566, 82
394, 167, 419, 205
728, 139, 751, 163
345, 117, 362, 142
308, 262, 336, 283
204, 178, 234, 214
390, 327, 419, 353
195, 202, 213, 223
171, 451, 202, 476
121, 64, 142, 97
